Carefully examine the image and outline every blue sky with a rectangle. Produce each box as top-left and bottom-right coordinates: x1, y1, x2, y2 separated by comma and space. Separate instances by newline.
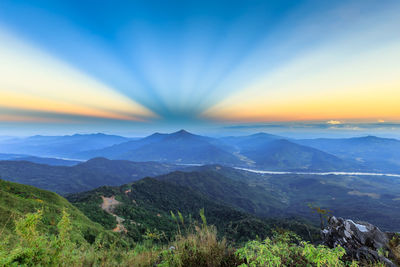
0, 0, 399, 136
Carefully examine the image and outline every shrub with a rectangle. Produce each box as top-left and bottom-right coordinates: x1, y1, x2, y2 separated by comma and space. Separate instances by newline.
235, 231, 351, 267
388, 233, 400, 265
0, 209, 81, 266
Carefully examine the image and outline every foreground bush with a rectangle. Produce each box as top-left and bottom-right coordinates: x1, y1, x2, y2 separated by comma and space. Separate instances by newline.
235, 231, 356, 267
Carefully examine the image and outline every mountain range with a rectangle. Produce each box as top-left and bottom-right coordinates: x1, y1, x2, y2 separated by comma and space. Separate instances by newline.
75, 130, 244, 166
1, 130, 399, 174
76, 130, 357, 171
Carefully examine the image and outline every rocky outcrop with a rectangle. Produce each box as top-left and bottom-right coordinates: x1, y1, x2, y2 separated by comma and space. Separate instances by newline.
321, 216, 396, 266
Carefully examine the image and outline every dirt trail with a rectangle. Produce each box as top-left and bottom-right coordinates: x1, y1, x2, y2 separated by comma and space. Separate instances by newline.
100, 196, 127, 233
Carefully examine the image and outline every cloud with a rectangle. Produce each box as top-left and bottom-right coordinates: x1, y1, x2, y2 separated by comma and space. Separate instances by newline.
223, 122, 400, 131
326, 120, 342, 125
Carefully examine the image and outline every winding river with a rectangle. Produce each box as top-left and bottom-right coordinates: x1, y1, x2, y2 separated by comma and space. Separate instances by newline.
234, 167, 400, 178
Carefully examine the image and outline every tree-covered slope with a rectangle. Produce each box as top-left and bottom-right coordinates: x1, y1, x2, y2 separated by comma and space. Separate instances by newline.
154, 170, 286, 216
67, 178, 317, 243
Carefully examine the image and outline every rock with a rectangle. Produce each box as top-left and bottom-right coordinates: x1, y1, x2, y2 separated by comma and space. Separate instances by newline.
321, 216, 396, 266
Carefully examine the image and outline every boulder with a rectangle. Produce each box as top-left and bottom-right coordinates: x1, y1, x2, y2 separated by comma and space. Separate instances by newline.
321, 216, 396, 266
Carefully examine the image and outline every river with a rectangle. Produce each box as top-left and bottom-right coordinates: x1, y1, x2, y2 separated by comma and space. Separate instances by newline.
234, 167, 400, 178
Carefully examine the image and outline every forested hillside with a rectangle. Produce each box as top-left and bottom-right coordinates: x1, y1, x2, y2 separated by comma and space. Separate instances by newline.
67, 177, 318, 243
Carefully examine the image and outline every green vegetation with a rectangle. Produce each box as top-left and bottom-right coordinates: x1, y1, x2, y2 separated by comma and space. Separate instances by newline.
388, 234, 400, 265
1, 209, 358, 267
235, 231, 353, 267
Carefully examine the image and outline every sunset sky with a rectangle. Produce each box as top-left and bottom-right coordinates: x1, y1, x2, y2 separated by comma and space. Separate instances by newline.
0, 0, 399, 136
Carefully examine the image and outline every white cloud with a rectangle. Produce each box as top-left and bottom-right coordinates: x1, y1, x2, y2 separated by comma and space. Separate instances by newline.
327, 120, 342, 125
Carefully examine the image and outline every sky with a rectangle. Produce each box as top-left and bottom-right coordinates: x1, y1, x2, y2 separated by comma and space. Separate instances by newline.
0, 0, 400, 137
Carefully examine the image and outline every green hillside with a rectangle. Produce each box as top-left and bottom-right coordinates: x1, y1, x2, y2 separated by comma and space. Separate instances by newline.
0, 179, 114, 242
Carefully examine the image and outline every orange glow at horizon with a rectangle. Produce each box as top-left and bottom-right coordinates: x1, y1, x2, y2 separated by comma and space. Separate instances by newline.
203, 40, 400, 123
0, 91, 147, 122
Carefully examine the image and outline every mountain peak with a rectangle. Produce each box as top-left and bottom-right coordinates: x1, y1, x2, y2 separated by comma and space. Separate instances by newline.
250, 132, 279, 138
82, 157, 110, 164
172, 129, 193, 136
147, 132, 164, 138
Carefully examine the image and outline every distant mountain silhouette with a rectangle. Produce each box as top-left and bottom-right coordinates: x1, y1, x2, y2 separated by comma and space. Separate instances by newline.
295, 136, 400, 172
0, 133, 130, 158
6, 155, 79, 166
241, 139, 358, 171
0, 158, 179, 194
220, 132, 282, 151
77, 130, 244, 165
0, 130, 376, 172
